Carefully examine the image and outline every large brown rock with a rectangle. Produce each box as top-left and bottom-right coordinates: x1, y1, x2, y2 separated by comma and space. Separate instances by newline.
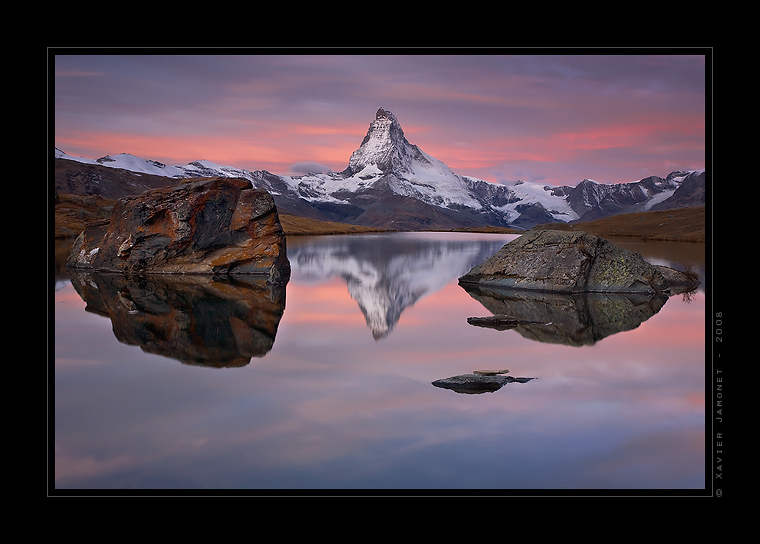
67, 177, 290, 282
458, 229, 696, 295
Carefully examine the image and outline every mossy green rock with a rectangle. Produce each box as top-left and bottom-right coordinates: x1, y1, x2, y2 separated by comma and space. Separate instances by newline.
459, 229, 681, 294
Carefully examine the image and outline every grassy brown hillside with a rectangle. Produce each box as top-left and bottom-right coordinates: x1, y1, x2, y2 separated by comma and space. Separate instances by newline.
278, 214, 386, 235
536, 206, 706, 242
450, 207, 706, 242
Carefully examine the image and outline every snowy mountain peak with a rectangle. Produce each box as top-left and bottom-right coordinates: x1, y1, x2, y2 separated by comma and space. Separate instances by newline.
344, 107, 430, 177
375, 106, 394, 120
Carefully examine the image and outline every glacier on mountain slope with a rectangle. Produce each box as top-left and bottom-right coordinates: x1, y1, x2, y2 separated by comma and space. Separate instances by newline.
495, 180, 580, 222
644, 189, 677, 210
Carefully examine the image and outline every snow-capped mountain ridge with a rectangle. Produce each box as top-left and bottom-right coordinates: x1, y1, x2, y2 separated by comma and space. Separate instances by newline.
54, 108, 705, 229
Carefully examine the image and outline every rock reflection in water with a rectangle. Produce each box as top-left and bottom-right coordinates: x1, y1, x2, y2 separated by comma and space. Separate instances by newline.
67, 270, 286, 367
461, 284, 668, 346
432, 373, 536, 394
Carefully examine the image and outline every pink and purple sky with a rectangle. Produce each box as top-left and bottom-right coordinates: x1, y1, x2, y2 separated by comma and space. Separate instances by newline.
52, 51, 708, 187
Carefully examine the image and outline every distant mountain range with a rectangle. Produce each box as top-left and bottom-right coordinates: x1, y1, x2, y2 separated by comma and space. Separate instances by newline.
54, 107, 705, 230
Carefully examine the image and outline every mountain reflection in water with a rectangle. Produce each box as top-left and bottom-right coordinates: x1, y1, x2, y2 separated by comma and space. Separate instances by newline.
67, 270, 286, 367
287, 233, 516, 339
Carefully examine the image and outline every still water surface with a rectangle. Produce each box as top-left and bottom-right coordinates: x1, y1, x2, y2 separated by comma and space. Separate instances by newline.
53, 232, 706, 492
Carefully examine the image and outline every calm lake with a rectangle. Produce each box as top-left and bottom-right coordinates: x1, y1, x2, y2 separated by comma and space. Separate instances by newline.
52, 232, 707, 493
